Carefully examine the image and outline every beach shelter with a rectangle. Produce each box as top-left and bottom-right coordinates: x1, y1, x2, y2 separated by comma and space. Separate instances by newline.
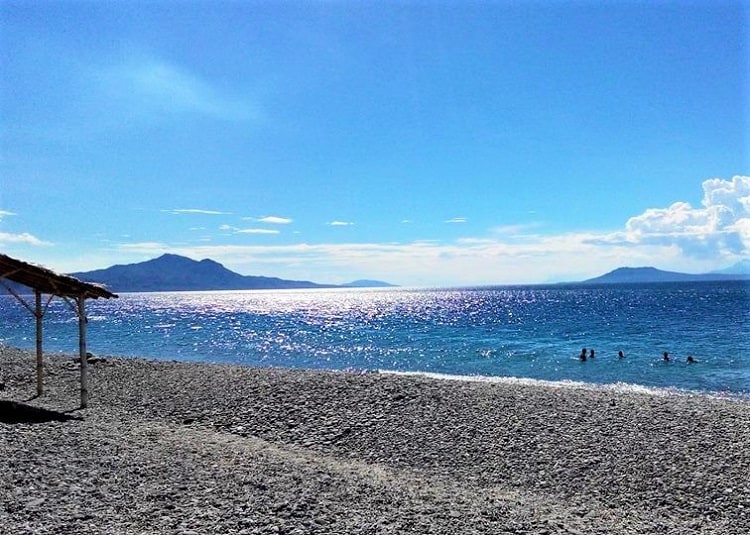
0, 253, 117, 408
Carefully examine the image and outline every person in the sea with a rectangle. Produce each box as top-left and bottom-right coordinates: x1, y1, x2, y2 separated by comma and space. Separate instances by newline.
618, 350, 625, 359
589, 348, 596, 358
663, 351, 670, 362
580, 348, 587, 361
686, 355, 696, 363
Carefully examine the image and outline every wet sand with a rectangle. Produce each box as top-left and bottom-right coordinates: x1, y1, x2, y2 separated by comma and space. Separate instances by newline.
1, 345, 749, 534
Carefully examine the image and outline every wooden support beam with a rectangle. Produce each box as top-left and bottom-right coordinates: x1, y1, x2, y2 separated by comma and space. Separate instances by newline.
77, 296, 88, 408
35, 291, 43, 396
1, 280, 35, 315
1, 285, 56, 397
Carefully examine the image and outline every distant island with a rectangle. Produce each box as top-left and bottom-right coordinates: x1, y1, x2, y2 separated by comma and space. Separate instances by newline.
69, 254, 396, 293
581, 264, 750, 284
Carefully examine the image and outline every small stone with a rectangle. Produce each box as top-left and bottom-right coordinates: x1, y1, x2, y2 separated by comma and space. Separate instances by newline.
25, 497, 45, 508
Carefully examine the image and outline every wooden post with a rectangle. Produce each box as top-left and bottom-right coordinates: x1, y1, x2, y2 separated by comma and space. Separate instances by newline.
35, 290, 43, 396
78, 296, 88, 408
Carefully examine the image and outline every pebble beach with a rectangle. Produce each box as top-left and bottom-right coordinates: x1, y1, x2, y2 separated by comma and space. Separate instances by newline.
1, 345, 749, 534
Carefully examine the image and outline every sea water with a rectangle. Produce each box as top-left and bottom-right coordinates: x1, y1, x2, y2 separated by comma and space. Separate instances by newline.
1, 281, 748, 396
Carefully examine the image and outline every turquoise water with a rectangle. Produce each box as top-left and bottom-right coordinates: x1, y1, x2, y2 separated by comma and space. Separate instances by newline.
1, 281, 748, 395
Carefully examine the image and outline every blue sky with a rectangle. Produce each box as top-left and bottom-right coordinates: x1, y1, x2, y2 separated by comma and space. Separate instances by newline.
1, 1, 748, 286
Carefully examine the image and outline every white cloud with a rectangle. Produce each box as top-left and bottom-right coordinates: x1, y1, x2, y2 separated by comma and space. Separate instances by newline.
445, 217, 467, 224
249, 216, 293, 224
624, 175, 750, 258
0, 232, 53, 246
164, 209, 230, 215
702, 176, 750, 214
111, 221, 733, 286
236, 228, 280, 235
220, 224, 279, 235
0, 210, 16, 220
328, 221, 354, 226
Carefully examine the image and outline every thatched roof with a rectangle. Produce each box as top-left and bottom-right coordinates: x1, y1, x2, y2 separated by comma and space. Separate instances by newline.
0, 253, 117, 300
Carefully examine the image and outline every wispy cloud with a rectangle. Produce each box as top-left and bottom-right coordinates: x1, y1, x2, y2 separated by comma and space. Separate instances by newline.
220, 224, 279, 235
328, 221, 354, 226
0, 210, 16, 220
244, 216, 293, 224
163, 209, 231, 216
445, 217, 467, 224
0, 232, 53, 246
236, 229, 280, 235
491, 223, 544, 236
99, 58, 260, 122
119, 241, 169, 252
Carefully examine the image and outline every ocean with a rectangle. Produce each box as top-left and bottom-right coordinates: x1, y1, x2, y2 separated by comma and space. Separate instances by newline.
1, 281, 748, 396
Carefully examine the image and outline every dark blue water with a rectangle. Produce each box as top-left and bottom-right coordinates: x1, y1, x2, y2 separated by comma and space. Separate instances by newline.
1, 281, 748, 395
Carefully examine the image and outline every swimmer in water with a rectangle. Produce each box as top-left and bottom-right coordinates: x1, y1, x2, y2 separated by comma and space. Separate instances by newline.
580, 348, 587, 361
589, 348, 596, 358
618, 350, 625, 359
663, 351, 670, 362
687, 355, 696, 363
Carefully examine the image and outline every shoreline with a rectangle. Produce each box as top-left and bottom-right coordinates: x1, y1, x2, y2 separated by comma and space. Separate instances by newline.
6, 343, 749, 401
382, 369, 750, 401
2, 346, 750, 534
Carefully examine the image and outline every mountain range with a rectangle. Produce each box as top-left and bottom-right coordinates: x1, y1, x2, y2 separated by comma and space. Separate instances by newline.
70, 254, 395, 293
581, 263, 750, 284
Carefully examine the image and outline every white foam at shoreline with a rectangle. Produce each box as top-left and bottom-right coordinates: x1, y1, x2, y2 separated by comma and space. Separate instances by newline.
378, 369, 750, 401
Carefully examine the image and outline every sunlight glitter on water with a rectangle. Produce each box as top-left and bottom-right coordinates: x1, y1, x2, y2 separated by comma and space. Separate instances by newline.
1, 282, 748, 394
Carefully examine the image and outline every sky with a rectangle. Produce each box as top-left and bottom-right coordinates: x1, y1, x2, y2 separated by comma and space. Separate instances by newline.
1, 1, 748, 287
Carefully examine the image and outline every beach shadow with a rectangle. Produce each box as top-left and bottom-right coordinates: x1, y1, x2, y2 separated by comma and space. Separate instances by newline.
0, 400, 83, 424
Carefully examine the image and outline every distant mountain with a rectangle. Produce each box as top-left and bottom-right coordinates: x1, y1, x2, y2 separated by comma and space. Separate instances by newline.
71, 254, 327, 292
70, 254, 394, 293
711, 259, 750, 275
340, 279, 398, 288
582, 266, 750, 284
